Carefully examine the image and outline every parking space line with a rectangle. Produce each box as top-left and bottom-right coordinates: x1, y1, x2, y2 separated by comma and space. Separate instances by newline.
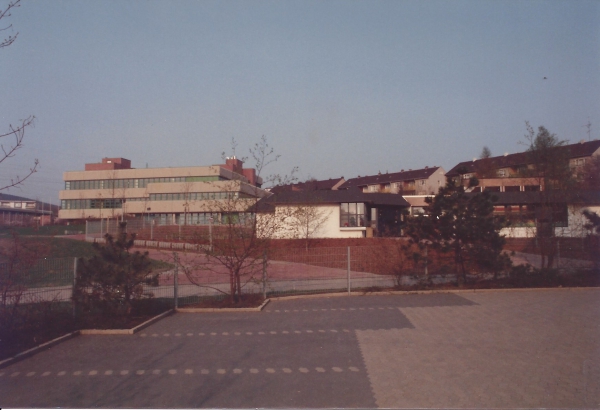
5, 365, 358, 379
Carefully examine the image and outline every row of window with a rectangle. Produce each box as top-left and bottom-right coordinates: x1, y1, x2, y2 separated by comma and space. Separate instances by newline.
60, 191, 254, 210
143, 212, 254, 225
64, 176, 223, 190
61, 199, 123, 210
149, 191, 253, 201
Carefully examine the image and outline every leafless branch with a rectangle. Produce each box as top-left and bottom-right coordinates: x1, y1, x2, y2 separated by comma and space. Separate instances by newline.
0, 115, 38, 191
0, 0, 20, 49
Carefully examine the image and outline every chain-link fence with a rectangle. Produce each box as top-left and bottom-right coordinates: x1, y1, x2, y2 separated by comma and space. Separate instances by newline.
0, 257, 76, 306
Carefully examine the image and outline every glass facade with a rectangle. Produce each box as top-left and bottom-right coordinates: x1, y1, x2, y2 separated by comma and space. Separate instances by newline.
340, 203, 366, 227
64, 176, 223, 190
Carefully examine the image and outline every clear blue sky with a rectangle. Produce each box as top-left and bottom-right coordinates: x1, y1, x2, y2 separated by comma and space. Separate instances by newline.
2, 0, 599, 204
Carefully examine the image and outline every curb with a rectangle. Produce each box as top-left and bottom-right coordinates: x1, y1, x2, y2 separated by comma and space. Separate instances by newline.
80, 309, 174, 335
0, 331, 79, 370
177, 298, 270, 313
0, 310, 175, 369
268, 286, 600, 301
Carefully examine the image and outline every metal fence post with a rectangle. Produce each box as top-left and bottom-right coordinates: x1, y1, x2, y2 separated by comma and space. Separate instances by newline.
72, 257, 77, 317
173, 252, 179, 309
425, 243, 428, 275
347, 246, 351, 295
262, 251, 267, 299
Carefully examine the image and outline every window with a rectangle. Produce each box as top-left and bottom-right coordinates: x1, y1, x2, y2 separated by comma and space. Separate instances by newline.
497, 169, 506, 177
368, 185, 378, 192
340, 203, 366, 227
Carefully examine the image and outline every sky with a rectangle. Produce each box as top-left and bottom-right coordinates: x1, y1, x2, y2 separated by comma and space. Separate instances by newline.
1, 0, 599, 204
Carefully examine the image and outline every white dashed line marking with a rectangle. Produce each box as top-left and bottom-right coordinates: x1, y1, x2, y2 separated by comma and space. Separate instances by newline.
331, 308, 337, 311
318, 330, 325, 333
136, 370, 145, 375
201, 369, 209, 374
73, 371, 82, 376
349, 367, 360, 372
282, 368, 292, 373
258, 331, 265, 335
233, 369, 242, 374
152, 334, 158, 337
316, 367, 325, 373
120, 370, 129, 375
187, 333, 193, 336
10, 372, 19, 377
185, 369, 193, 375
275, 310, 280, 312
250, 368, 259, 373
163, 333, 170, 337
299, 368, 309, 373
294, 330, 301, 334
199, 332, 205, 336
350, 308, 356, 311
140, 333, 147, 337
332, 367, 343, 372
234, 332, 241, 336
175, 333, 181, 337
306, 330, 313, 333
222, 332, 229, 336
246, 332, 253, 335
330, 329, 338, 333
42, 371, 50, 377
104, 370, 113, 376
282, 330, 289, 334
152, 370, 161, 375
270, 331, 277, 334
168, 369, 177, 375
89, 370, 98, 376
210, 332, 217, 336
266, 368, 276, 373
217, 369, 226, 374
58, 371, 66, 376
26, 372, 35, 377
343, 329, 350, 332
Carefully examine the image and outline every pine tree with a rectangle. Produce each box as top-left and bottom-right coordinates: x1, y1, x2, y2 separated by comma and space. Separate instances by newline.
74, 222, 157, 316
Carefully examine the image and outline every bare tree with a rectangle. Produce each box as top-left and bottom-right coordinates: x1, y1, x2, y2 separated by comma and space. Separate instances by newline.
0, 0, 38, 191
170, 137, 297, 303
284, 180, 331, 250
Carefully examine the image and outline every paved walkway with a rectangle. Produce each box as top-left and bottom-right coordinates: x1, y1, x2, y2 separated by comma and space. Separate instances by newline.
357, 288, 600, 408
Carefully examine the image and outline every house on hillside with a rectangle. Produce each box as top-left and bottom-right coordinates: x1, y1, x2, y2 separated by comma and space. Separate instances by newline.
445, 139, 600, 192
338, 166, 446, 196
269, 177, 345, 193
445, 140, 600, 238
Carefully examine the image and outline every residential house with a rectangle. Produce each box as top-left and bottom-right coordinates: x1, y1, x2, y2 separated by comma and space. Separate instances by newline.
257, 189, 410, 238
338, 166, 446, 195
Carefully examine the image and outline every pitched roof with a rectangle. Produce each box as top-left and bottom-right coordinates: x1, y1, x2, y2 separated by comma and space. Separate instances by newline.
338, 167, 441, 190
256, 189, 410, 212
269, 177, 345, 193
0, 192, 35, 202
446, 139, 600, 177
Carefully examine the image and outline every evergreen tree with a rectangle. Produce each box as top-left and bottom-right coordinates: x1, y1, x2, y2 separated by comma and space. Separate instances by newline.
405, 178, 511, 282
74, 222, 157, 316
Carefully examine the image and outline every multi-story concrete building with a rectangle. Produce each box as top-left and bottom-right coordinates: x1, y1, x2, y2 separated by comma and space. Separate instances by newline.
59, 157, 266, 224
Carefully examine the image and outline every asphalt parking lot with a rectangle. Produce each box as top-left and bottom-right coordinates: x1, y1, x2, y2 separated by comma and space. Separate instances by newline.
1, 289, 598, 408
